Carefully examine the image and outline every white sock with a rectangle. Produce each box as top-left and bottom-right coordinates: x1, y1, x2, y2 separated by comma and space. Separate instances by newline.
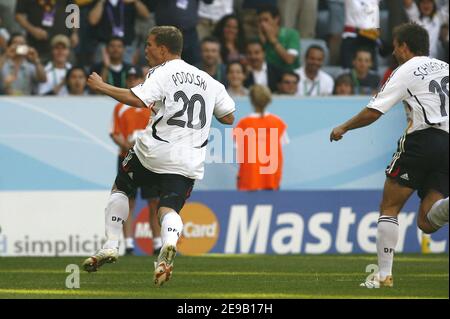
125, 237, 134, 249
153, 236, 162, 250
427, 197, 449, 230
102, 192, 129, 250
161, 211, 183, 247
377, 215, 399, 279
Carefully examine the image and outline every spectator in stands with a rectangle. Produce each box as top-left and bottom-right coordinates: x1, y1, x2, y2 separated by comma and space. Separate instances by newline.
226, 61, 248, 97
238, 0, 278, 38
0, 33, 46, 95
276, 71, 299, 95
15, 0, 79, 63
233, 84, 288, 191
213, 14, 247, 65
295, 45, 334, 96
278, 0, 318, 39
60, 66, 89, 95
403, 0, 448, 59
257, 4, 300, 72
197, 0, 234, 40
90, 36, 131, 89
88, 0, 150, 64
149, 0, 213, 65
73, 0, 98, 68
243, 39, 283, 93
38, 35, 72, 95
196, 36, 227, 85
344, 47, 380, 95
132, 0, 155, 67
333, 73, 354, 95
326, 0, 345, 65
341, 0, 381, 70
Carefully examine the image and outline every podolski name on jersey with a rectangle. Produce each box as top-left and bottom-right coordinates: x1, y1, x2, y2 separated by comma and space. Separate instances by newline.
171, 71, 207, 91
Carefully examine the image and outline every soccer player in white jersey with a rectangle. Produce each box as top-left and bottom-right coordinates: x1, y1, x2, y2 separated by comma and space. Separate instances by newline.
330, 23, 449, 288
82, 26, 236, 287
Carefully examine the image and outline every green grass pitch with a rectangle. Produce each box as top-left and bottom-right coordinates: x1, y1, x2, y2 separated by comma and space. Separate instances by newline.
0, 254, 448, 299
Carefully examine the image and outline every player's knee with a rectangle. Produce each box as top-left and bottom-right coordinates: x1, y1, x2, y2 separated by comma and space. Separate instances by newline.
159, 193, 185, 214
417, 217, 435, 234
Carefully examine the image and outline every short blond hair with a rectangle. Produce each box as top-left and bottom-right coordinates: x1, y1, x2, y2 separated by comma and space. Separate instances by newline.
249, 85, 272, 110
149, 26, 183, 55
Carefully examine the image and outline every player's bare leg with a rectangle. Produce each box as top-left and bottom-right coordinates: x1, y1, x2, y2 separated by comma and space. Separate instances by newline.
418, 190, 449, 234
153, 207, 182, 287
361, 178, 414, 288
82, 184, 129, 272
124, 198, 136, 255
148, 198, 162, 255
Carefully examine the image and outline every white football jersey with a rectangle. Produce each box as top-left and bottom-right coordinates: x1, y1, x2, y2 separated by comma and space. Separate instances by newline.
130, 59, 235, 180
368, 56, 449, 134
344, 0, 380, 31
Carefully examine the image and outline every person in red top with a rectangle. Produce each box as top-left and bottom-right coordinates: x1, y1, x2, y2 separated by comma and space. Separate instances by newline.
233, 84, 288, 191
110, 66, 161, 255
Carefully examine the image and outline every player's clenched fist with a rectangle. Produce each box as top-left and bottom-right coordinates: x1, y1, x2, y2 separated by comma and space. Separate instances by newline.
330, 126, 347, 142
87, 72, 104, 92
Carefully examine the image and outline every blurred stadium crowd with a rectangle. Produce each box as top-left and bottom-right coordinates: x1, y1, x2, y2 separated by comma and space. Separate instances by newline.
0, 0, 448, 97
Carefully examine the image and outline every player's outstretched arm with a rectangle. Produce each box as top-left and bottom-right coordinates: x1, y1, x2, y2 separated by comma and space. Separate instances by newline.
87, 72, 146, 108
217, 112, 235, 125
330, 107, 383, 142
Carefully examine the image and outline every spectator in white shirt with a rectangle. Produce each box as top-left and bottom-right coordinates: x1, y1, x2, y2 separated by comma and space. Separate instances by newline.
403, 0, 448, 59
341, 0, 381, 70
243, 39, 283, 93
197, 0, 234, 40
295, 45, 334, 96
38, 34, 72, 95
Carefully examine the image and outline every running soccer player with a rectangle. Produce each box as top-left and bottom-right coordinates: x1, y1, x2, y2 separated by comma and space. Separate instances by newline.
82, 26, 236, 287
110, 66, 162, 256
330, 23, 449, 288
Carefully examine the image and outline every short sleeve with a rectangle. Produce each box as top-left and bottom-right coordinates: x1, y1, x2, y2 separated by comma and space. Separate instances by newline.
286, 29, 300, 57
214, 83, 236, 118
130, 68, 164, 107
367, 66, 408, 114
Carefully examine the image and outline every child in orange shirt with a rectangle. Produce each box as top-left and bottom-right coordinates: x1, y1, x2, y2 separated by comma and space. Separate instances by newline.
234, 85, 288, 191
